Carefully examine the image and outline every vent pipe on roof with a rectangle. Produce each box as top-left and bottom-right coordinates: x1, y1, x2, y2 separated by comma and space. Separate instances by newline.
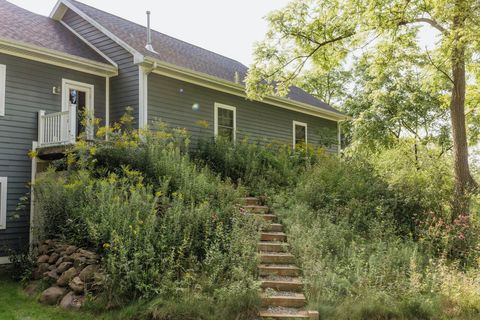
145, 11, 157, 53
234, 71, 240, 84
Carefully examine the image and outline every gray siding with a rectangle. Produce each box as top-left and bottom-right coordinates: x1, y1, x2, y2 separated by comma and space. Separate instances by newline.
148, 74, 338, 150
0, 53, 105, 256
62, 9, 139, 124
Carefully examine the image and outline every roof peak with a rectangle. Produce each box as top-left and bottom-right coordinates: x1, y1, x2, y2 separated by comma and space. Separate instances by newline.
67, 0, 248, 68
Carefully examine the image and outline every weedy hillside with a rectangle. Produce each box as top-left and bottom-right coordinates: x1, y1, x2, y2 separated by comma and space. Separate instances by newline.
197, 138, 480, 320
31, 115, 261, 320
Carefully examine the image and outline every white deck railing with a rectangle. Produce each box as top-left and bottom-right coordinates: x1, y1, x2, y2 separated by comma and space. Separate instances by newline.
38, 106, 76, 147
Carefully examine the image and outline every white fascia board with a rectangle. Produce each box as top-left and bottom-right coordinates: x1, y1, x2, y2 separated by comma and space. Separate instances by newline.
53, 0, 144, 63
0, 38, 118, 77
59, 21, 118, 68
145, 58, 347, 122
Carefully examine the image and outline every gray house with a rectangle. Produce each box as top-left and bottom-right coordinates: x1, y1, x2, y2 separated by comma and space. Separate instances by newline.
0, 0, 345, 262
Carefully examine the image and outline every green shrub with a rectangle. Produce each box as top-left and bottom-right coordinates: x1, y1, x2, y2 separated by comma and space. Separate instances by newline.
269, 152, 480, 320
195, 137, 323, 195
33, 120, 260, 314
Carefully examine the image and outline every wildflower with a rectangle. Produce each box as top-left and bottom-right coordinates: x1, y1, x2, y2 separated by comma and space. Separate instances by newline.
103, 243, 111, 249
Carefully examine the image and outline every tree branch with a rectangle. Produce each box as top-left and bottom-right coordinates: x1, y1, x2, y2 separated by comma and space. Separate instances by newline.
413, 18, 448, 34
263, 31, 355, 81
425, 48, 454, 83
399, 17, 448, 34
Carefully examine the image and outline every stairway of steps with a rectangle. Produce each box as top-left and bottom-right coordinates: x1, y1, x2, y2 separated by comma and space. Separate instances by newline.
242, 197, 319, 320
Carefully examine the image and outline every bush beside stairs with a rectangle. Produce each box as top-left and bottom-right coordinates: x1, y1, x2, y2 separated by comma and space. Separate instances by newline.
242, 197, 319, 320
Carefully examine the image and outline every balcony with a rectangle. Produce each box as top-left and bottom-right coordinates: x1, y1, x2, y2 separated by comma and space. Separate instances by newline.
38, 106, 77, 148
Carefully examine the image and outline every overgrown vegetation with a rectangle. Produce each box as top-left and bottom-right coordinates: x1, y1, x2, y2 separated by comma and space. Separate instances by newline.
33, 116, 260, 319
196, 137, 321, 195
197, 138, 480, 320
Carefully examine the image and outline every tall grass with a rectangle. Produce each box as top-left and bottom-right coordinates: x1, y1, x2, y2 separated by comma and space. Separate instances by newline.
196, 139, 480, 320
33, 119, 260, 318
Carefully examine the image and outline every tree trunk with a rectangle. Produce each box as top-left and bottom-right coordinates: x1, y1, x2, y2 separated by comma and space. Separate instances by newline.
450, 3, 478, 216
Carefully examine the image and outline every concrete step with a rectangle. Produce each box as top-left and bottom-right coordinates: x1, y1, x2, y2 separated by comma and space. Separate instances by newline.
248, 213, 277, 222
263, 223, 283, 232
260, 252, 295, 264
258, 241, 289, 252
242, 197, 260, 206
260, 277, 304, 292
259, 308, 319, 319
244, 205, 269, 213
261, 292, 306, 308
261, 232, 287, 242
259, 264, 301, 277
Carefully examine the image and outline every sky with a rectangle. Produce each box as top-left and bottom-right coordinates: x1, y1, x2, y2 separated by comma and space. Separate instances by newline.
8, 0, 291, 66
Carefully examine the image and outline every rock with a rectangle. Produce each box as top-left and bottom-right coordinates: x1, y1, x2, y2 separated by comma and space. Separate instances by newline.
78, 249, 99, 261
59, 291, 85, 310
55, 244, 68, 254
37, 255, 50, 264
69, 276, 84, 294
48, 253, 60, 264
45, 270, 59, 281
39, 286, 66, 305
48, 265, 56, 271
57, 267, 78, 287
73, 256, 87, 269
24, 281, 40, 297
38, 244, 49, 255
38, 262, 50, 274
78, 264, 98, 282
57, 262, 73, 274
55, 256, 64, 267
62, 255, 74, 263
65, 245, 77, 255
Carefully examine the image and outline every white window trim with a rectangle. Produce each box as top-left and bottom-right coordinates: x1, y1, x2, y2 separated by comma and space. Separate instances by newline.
0, 177, 7, 230
214, 103, 236, 142
0, 64, 5, 116
293, 120, 308, 149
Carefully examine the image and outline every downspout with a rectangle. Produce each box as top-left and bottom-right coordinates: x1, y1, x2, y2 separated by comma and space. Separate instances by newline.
29, 141, 38, 251
138, 62, 157, 129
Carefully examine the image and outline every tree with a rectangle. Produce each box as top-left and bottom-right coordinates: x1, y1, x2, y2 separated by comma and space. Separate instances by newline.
246, 0, 479, 215
343, 40, 451, 157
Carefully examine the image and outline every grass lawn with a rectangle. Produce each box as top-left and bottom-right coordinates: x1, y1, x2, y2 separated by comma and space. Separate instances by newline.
0, 274, 141, 320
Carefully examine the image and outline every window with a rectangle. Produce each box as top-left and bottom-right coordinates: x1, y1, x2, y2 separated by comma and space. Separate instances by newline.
0, 177, 7, 229
0, 64, 5, 116
214, 103, 236, 141
293, 121, 307, 148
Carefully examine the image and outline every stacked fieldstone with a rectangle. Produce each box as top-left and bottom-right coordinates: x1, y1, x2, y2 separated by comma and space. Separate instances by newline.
32, 239, 101, 309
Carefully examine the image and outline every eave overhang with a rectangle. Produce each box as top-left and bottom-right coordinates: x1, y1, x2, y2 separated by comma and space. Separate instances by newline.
0, 38, 118, 77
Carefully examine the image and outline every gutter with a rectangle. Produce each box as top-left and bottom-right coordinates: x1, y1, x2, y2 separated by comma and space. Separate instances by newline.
141, 57, 348, 122
0, 38, 118, 77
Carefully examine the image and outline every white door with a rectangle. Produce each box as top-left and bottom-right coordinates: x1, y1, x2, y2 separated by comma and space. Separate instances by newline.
62, 79, 94, 140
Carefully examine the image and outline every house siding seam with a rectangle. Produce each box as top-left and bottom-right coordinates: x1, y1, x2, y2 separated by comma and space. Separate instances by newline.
61, 8, 139, 125
147, 73, 338, 152
0, 53, 105, 256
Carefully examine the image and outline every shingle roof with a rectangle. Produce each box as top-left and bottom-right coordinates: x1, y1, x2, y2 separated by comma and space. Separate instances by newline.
68, 0, 342, 115
0, 0, 108, 64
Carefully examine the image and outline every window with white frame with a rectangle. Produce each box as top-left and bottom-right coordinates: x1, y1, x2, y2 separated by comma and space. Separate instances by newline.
0, 64, 6, 116
293, 121, 307, 148
0, 177, 7, 229
214, 103, 236, 141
